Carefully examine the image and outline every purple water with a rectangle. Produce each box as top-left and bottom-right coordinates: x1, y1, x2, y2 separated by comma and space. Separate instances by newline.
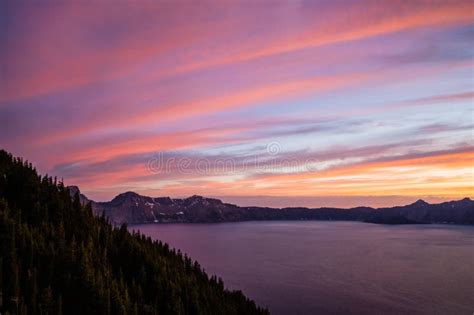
132, 221, 474, 314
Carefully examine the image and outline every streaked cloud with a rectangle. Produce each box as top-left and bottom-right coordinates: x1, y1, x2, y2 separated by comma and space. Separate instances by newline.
1, 0, 472, 206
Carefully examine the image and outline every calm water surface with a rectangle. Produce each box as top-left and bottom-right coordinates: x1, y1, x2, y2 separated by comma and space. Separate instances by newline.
132, 222, 474, 314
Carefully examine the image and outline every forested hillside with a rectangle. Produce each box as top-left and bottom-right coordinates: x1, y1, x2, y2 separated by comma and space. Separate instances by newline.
0, 150, 267, 314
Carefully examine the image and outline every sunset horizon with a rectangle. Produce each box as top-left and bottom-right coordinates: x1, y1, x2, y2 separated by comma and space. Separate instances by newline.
1, 1, 473, 207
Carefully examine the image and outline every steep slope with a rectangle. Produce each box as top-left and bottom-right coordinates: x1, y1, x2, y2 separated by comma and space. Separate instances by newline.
0, 149, 267, 314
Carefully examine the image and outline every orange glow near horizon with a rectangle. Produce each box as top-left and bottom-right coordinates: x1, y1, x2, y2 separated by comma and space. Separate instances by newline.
1, 1, 473, 207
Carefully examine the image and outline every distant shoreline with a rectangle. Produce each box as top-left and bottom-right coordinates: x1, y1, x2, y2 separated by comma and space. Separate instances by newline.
73, 188, 473, 226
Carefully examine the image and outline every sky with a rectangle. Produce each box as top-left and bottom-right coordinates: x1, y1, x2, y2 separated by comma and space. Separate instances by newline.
1, 0, 473, 207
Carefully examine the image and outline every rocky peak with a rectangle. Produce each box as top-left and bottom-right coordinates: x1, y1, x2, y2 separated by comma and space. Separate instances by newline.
110, 191, 143, 205
187, 195, 204, 200
66, 186, 90, 206
184, 195, 223, 208
411, 199, 429, 207
67, 185, 81, 197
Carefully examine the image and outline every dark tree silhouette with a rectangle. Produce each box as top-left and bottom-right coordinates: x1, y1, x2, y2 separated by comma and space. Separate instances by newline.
0, 149, 268, 315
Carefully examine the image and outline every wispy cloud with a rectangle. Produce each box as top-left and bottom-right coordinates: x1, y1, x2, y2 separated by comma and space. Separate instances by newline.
1, 1, 473, 206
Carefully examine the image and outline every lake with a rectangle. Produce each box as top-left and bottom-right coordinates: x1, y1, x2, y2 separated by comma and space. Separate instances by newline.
132, 221, 474, 314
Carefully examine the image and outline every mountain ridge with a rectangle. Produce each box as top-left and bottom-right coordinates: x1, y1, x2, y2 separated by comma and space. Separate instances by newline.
68, 187, 474, 225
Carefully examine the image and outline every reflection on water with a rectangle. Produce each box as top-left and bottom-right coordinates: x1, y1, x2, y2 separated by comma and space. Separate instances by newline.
133, 222, 474, 315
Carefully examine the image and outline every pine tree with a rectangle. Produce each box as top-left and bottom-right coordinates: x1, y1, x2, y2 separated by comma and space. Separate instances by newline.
0, 149, 268, 315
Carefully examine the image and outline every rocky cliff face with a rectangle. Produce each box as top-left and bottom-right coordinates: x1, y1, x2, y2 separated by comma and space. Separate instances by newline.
67, 186, 474, 225
68, 185, 93, 206
90, 192, 244, 224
